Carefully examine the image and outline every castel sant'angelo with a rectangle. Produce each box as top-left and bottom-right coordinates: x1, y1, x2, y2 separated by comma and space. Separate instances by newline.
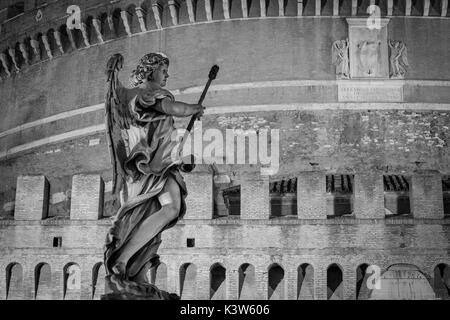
0, 0, 449, 300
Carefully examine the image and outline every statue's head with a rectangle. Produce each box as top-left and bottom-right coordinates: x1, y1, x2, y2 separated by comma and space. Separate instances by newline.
130, 52, 169, 87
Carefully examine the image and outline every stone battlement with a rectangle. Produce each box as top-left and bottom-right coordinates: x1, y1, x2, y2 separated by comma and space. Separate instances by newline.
6, 170, 448, 220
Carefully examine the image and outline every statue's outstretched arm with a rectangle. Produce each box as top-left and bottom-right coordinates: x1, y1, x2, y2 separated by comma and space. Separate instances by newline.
159, 98, 204, 117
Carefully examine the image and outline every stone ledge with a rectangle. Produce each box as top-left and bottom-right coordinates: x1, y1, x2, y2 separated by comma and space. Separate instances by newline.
0, 216, 449, 226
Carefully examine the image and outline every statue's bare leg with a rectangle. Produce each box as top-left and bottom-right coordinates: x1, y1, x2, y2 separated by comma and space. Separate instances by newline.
115, 176, 181, 269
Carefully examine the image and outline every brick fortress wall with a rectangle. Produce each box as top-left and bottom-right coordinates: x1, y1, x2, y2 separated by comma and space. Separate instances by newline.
0, 0, 449, 299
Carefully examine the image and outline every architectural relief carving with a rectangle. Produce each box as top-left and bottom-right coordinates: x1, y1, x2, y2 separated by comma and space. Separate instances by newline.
389, 40, 409, 79
332, 39, 350, 79
356, 40, 381, 77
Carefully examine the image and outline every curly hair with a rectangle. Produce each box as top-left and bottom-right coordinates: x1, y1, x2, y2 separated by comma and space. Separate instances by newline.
130, 52, 169, 87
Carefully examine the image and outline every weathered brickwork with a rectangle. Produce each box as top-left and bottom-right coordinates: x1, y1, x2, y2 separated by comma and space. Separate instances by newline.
0, 0, 449, 301
354, 172, 385, 219
70, 174, 104, 220
14, 175, 49, 220
183, 172, 213, 219
297, 172, 327, 219
241, 174, 270, 219
411, 170, 445, 219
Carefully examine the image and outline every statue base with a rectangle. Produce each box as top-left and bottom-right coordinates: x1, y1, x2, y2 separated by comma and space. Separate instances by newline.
101, 274, 180, 300
101, 292, 180, 300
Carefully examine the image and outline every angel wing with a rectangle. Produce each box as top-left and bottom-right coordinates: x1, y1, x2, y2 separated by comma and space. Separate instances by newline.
105, 53, 131, 198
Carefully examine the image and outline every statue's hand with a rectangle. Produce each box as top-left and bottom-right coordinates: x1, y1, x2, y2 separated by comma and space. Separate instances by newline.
195, 104, 206, 120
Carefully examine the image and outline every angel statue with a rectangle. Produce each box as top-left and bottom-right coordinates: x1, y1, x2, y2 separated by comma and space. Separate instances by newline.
102, 53, 204, 300
332, 39, 350, 79
389, 40, 409, 79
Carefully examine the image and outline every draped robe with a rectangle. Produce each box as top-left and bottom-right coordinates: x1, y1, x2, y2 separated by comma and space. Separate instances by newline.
104, 86, 188, 282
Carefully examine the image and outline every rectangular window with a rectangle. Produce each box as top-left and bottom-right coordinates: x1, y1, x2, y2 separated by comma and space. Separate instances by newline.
326, 174, 354, 218
187, 238, 195, 248
270, 178, 297, 218
53, 236, 62, 248
384, 175, 411, 217
7, 2, 24, 19
215, 185, 240, 217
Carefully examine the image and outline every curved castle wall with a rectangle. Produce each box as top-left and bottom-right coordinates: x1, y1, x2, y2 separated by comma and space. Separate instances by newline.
0, 0, 449, 299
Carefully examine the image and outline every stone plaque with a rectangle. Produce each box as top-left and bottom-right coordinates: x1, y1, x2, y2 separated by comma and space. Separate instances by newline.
338, 81, 404, 102
346, 18, 390, 79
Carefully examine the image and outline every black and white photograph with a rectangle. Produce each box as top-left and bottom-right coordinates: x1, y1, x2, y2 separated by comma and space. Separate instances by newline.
0, 0, 449, 316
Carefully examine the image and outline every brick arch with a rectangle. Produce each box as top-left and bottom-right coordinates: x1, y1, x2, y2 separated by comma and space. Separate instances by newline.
210, 262, 226, 300
92, 262, 106, 300
179, 263, 197, 299
327, 263, 343, 300
6, 262, 24, 300
433, 263, 450, 300
268, 263, 285, 300
147, 262, 168, 291
63, 263, 81, 300
369, 263, 436, 300
355, 263, 370, 300
384, 262, 434, 287
35, 262, 52, 300
238, 263, 255, 300
297, 263, 314, 300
